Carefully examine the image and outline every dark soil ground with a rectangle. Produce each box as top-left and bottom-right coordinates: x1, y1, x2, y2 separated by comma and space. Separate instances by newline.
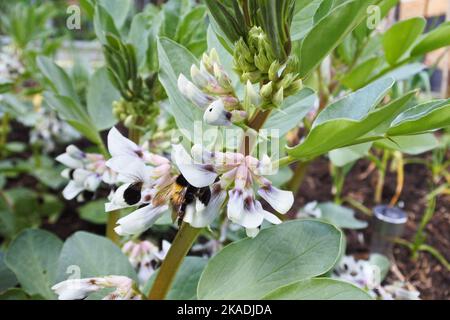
291, 156, 449, 300
4, 121, 449, 299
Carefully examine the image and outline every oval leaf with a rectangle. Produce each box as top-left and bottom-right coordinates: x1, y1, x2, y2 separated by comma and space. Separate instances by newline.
5, 229, 63, 299
382, 17, 426, 65
87, 67, 120, 130
263, 278, 372, 300
56, 231, 136, 283
197, 220, 343, 299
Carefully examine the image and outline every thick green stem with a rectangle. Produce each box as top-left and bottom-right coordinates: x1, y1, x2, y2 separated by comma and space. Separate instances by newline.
148, 223, 201, 299
106, 211, 121, 245
374, 151, 389, 204
148, 109, 272, 300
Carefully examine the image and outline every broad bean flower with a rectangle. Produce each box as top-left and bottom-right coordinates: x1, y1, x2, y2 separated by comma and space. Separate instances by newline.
177, 49, 247, 126
122, 240, 171, 286
56, 145, 116, 201
52, 275, 141, 300
334, 256, 420, 300
104, 128, 172, 236
172, 144, 294, 237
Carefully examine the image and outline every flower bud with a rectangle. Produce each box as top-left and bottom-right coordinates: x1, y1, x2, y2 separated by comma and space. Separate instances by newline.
260, 81, 273, 99
123, 114, 133, 127
244, 80, 261, 109
213, 63, 232, 91
272, 87, 284, 107
268, 61, 281, 81
230, 110, 247, 123
285, 78, 303, 96
178, 74, 214, 109
241, 71, 262, 83
66, 145, 84, 159
203, 99, 232, 126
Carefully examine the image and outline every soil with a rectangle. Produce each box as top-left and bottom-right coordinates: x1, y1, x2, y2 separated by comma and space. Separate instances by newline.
291, 156, 450, 300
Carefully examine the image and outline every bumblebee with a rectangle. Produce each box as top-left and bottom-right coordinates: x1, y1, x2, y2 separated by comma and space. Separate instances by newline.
154, 174, 212, 226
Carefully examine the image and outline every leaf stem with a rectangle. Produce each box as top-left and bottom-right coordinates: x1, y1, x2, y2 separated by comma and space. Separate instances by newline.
148, 223, 202, 299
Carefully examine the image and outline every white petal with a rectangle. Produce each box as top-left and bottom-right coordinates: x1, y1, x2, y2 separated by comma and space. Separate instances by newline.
62, 181, 84, 200
226, 189, 244, 221
178, 74, 213, 109
246, 228, 260, 238
227, 190, 264, 229
107, 158, 153, 185
115, 205, 168, 236
52, 278, 101, 300
72, 168, 91, 184
258, 185, 294, 214
56, 153, 83, 169
66, 145, 85, 159
84, 174, 101, 191
107, 127, 140, 158
203, 99, 232, 126
262, 210, 282, 225
172, 144, 217, 188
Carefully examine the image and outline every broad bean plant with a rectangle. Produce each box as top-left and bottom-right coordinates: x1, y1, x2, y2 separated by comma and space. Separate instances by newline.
1, 0, 449, 300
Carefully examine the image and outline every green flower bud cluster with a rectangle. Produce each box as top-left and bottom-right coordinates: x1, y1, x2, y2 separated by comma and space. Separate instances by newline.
234, 27, 302, 109
234, 27, 276, 84
112, 99, 159, 129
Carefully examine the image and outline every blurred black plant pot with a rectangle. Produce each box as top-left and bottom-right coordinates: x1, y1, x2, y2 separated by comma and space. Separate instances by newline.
370, 205, 407, 258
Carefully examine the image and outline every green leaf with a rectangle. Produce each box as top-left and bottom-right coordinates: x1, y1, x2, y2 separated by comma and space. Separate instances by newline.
207, 26, 237, 84
5, 229, 63, 299
368, 254, 390, 281
375, 63, 426, 85
411, 22, 450, 57
375, 133, 439, 155
288, 78, 396, 160
298, 0, 375, 78
329, 143, 372, 167
87, 67, 120, 130
0, 288, 30, 300
36, 56, 79, 103
316, 202, 368, 229
205, 0, 246, 44
314, 0, 335, 23
0, 252, 17, 293
78, 199, 107, 224
291, 0, 323, 41
263, 87, 317, 136
341, 57, 383, 90
197, 220, 343, 299
93, 4, 120, 44
157, 37, 209, 138
98, 0, 131, 29
56, 231, 136, 283
382, 17, 426, 65
43, 91, 100, 144
144, 256, 207, 299
263, 278, 372, 300
128, 13, 151, 68
388, 99, 450, 136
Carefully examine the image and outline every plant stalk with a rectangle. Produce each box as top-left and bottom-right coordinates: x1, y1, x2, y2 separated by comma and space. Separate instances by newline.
148, 223, 202, 299
148, 109, 273, 300
374, 150, 389, 204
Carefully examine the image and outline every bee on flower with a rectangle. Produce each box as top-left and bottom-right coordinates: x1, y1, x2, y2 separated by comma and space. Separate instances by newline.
171, 143, 294, 237
56, 145, 116, 201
